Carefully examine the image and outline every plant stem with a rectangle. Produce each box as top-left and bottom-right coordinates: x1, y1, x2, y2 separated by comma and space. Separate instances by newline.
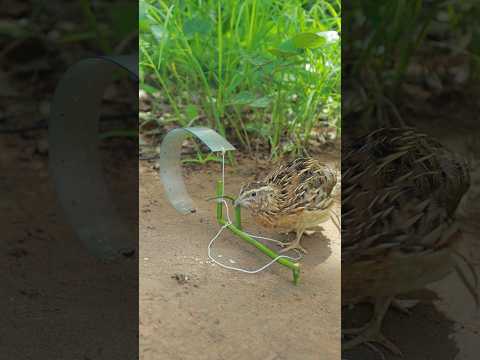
215, 180, 300, 284
79, 0, 111, 53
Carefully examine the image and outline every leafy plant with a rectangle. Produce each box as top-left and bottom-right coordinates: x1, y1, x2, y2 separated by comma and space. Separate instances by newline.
343, 1, 480, 127
140, 0, 341, 158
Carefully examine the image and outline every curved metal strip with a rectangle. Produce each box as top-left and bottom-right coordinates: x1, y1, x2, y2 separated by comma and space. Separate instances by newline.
49, 54, 138, 260
159, 127, 235, 214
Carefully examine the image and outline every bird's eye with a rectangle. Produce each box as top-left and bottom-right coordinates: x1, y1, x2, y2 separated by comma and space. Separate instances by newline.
251, 192, 257, 197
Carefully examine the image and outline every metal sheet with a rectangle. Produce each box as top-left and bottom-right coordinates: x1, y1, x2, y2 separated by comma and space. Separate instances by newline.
49, 54, 138, 260
159, 127, 235, 214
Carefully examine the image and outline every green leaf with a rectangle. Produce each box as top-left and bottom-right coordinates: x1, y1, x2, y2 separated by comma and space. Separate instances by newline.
183, 17, 212, 37
186, 104, 199, 120
245, 122, 270, 137
139, 19, 150, 33
250, 97, 271, 108
228, 92, 270, 108
109, 2, 138, 40
139, 0, 147, 21
139, 1, 150, 32
292, 32, 325, 49
228, 91, 271, 108
100, 130, 138, 139
228, 91, 257, 105
141, 83, 160, 95
0, 20, 28, 38
150, 25, 167, 42
268, 39, 301, 57
246, 54, 271, 66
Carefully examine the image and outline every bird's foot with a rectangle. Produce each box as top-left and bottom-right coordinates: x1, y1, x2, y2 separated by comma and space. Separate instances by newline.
279, 242, 308, 254
342, 323, 402, 358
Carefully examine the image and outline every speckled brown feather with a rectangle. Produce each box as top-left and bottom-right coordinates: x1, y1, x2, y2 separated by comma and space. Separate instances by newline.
342, 127, 471, 303
239, 157, 338, 234
265, 158, 337, 213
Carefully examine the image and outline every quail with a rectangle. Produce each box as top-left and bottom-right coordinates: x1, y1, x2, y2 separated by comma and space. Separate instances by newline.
341, 127, 474, 355
235, 158, 339, 253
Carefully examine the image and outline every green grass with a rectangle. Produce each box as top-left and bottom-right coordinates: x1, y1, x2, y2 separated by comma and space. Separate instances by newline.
343, 1, 480, 127
140, 0, 341, 158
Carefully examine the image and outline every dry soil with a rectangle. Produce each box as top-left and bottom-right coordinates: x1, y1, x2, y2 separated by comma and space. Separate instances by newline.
139, 154, 342, 360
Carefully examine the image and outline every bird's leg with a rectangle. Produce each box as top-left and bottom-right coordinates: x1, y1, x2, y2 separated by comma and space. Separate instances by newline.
341, 302, 374, 336
279, 229, 307, 254
342, 296, 402, 356
342, 322, 370, 335
251, 231, 292, 246
330, 209, 341, 232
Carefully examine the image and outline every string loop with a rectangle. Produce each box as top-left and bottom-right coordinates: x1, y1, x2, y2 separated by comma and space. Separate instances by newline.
207, 149, 302, 274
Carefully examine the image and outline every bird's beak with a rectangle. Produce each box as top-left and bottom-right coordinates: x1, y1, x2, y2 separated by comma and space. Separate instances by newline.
233, 198, 241, 207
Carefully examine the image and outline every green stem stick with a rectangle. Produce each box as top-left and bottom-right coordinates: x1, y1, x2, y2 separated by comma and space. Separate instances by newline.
235, 204, 242, 230
216, 180, 223, 222
215, 180, 300, 284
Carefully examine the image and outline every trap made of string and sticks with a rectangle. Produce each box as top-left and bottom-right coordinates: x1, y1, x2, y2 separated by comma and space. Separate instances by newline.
159, 127, 301, 284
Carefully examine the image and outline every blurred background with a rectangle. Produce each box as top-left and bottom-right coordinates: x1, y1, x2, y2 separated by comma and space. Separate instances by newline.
343, 1, 480, 359
1, 1, 138, 359
343, 0, 480, 134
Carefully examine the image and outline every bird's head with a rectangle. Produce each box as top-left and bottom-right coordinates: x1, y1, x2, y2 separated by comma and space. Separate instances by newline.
234, 182, 276, 211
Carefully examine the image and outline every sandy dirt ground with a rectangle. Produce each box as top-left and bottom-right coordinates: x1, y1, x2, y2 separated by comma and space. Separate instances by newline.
4, 117, 477, 360
1, 134, 138, 359
139, 153, 341, 360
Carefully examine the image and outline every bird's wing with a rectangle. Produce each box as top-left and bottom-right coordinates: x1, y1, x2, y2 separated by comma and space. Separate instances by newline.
266, 158, 337, 213
342, 128, 470, 263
